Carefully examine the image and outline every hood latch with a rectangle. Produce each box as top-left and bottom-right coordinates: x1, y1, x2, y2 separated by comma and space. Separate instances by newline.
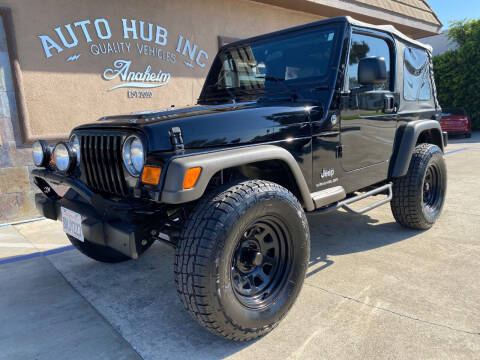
169, 127, 185, 154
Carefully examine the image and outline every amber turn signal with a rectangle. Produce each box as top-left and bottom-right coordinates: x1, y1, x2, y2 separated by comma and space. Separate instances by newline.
141, 166, 162, 185
183, 167, 202, 189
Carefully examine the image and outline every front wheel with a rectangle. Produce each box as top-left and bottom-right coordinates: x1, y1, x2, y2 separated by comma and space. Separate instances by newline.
391, 143, 447, 230
174, 180, 310, 341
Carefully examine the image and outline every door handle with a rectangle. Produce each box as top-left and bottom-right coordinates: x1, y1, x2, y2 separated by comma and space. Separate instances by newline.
383, 94, 395, 113
336, 144, 344, 158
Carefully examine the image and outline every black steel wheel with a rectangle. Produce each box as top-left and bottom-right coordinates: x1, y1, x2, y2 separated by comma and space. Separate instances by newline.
175, 180, 310, 341
391, 143, 447, 229
422, 163, 443, 218
231, 217, 291, 309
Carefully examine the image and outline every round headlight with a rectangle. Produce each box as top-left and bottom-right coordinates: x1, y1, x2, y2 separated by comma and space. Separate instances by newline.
53, 142, 75, 172
122, 135, 144, 177
69, 134, 80, 165
32, 140, 49, 167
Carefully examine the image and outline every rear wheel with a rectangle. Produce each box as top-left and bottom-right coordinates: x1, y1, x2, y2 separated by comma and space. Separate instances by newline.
391, 143, 447, 230
174, 180, 310, 341
68, 235, 153, 263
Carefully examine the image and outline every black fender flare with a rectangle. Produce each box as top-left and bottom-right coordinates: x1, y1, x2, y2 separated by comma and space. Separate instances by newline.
160, 144, 316, 211
390, 120, 444, 178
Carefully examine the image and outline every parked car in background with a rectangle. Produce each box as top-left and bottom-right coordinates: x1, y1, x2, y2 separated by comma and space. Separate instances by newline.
441, 108, 472, 138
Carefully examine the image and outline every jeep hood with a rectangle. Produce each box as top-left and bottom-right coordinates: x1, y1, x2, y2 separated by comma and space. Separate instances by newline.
74, 101, 312, 152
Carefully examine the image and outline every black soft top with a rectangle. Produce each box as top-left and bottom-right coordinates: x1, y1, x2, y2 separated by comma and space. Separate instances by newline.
225, 16, 432, 54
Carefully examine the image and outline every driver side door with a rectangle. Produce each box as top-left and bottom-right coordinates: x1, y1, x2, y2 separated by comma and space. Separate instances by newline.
340, 31, 398, 174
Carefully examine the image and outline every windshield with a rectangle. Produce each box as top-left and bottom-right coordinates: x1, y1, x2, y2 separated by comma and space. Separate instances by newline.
201, 26, 341, 101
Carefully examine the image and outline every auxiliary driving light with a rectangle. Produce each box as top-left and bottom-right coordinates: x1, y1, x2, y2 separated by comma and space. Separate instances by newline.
53, 142, 76, 172
32, 140, 50, 167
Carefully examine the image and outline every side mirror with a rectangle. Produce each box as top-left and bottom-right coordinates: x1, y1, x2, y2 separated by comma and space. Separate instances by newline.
358, 57, 387, 85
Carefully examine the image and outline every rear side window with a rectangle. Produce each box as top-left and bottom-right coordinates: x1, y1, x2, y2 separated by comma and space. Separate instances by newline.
404, 47, 431, 101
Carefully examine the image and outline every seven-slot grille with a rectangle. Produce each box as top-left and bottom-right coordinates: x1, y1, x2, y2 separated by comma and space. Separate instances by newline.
80, 134, 129, 196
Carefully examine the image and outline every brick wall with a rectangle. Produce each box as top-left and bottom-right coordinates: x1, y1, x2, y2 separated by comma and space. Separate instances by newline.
0, 16, 38, 224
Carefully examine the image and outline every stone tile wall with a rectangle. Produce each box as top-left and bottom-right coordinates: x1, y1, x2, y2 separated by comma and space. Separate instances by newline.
0, 16, 39, 224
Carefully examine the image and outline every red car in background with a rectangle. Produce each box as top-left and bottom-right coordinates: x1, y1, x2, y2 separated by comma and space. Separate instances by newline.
440, 108, 472, 138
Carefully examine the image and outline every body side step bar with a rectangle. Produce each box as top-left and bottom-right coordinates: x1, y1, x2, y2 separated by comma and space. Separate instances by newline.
313, 183, 393, 215
311, 186, 346, 208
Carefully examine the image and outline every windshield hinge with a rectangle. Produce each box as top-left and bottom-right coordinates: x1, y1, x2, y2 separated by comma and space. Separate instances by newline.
169, 127, 185, 154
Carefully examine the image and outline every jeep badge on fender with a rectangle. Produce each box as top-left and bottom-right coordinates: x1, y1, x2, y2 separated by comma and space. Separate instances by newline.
321, 168, 335, 178
31, 16, 447, 341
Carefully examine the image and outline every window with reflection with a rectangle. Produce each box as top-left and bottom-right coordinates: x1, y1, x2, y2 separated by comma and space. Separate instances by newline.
347, 33, 391, 91
203, 27, 339, 97
404, 47, 431, 101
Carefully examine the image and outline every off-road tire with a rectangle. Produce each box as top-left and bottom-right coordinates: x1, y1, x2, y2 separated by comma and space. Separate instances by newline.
174, 180, 310, 341
391, 143, 447, 230
68, 235, 153, 263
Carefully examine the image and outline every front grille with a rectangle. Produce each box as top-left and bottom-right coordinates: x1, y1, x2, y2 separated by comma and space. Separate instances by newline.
80, 134, 129, 196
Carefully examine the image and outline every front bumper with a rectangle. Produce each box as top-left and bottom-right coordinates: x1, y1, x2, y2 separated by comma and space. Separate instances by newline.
36, 192, 144, 259
32, 169, 153, 259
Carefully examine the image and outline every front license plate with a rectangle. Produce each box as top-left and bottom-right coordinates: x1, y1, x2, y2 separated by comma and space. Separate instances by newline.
61, 207, 84, 242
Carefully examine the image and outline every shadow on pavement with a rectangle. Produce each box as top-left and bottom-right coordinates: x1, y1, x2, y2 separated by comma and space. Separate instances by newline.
47, 242, 252, 360
42, 207, 426, 360
306, 210, 423, 278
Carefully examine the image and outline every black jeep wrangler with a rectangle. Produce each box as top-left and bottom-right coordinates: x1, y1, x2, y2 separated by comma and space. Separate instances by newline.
31, 17, 447, 341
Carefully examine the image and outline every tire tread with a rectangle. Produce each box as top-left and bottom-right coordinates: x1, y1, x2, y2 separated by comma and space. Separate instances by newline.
391, 143, 446, 229
174, 180, 307, 341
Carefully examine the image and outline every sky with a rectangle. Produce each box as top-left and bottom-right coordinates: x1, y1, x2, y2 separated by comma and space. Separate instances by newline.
427, 0, 480, 29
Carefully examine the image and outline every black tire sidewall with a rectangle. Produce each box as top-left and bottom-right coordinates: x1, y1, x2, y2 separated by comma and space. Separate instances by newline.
391, 144, 447, 230
207, 188, 309, 330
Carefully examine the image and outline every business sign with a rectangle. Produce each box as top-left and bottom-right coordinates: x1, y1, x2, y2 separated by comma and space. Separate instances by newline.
37, 18, 209, 95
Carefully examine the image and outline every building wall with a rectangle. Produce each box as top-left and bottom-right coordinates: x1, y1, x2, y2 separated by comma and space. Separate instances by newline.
0, 15, 38, 223
420, 31, 458, 56
0, 0, 323, 223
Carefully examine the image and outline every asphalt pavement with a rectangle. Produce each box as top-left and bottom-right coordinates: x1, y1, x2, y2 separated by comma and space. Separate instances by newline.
1, 133, 479, 359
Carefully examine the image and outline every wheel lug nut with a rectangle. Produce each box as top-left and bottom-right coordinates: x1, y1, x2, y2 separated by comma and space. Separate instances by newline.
252, 252, 263, 266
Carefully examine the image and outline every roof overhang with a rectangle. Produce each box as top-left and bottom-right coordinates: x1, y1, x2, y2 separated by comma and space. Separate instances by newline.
251, 0, 442, 39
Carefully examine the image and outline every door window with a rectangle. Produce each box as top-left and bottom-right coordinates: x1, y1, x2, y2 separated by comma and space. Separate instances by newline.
347, 33, 392, 91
